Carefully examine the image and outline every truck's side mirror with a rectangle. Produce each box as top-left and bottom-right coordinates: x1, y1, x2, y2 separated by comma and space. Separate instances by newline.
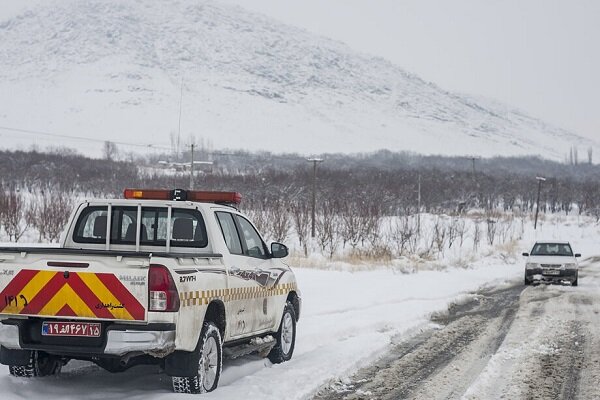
522, 252, 529, 257
271, 242, 288, 259
575, 253, 581, 258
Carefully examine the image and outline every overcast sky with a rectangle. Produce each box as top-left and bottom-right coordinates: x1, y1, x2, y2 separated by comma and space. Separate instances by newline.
218, 0, 599, 142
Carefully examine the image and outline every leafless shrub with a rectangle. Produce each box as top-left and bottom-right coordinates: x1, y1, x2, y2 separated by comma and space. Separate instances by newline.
432, 217, 448, 257
497, 217, 514, 244
419, 226, 435, 259
473, 220, 482, 251
340, 203, 362, 249
243, 207, 269, 238
447, 217, 459, 249
456, 218, 467, 247
290, 202, 310, 256
316, 201, 341, 259
27, 191, 76, 243
266, 200, 291, 243
1, 190, 29, 242
486, 210, 502, 246
388, 215, 417, 257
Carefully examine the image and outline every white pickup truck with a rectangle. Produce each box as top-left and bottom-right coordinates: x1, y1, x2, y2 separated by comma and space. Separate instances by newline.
0, 189, 301, 394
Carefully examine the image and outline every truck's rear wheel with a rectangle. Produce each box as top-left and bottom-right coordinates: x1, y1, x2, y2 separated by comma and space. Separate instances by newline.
268, 301, 296, 364
172, 322, 222, 394
8, 351, 62, 378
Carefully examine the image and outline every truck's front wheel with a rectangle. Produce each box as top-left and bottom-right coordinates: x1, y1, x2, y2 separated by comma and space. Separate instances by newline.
172, 322, 223, 394
8, 351, 62, 378
268, 301, 296, 364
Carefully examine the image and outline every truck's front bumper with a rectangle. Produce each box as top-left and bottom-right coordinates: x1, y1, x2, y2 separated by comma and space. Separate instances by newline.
0, 320, 175, 357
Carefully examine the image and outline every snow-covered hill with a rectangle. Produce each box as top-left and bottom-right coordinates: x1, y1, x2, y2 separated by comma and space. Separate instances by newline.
0, 0, 595, 159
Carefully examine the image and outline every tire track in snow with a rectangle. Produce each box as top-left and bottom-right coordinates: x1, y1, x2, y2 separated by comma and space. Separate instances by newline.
313, 285, 522, 400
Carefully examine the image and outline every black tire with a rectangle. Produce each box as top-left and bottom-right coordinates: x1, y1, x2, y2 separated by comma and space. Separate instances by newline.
268, 301, 296, 364
572, 274, 578, 287
172, 322, 223, 394
8, 351, 62, 378
524, 273, 531, 286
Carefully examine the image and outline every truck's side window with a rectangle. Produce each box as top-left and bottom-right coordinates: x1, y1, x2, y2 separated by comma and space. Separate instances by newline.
111, 207, 137, 243
235, 215, 267, 259
215, 212, 243, 255
170, 209, 208, 247
73, 206, 108, 243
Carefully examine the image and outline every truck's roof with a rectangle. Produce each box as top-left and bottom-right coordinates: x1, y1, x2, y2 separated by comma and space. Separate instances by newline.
82, 199, 237, 211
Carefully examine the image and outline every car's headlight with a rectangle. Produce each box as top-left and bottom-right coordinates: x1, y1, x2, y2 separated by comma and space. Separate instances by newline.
563, 263, 576, 269
526, 263, 539, 269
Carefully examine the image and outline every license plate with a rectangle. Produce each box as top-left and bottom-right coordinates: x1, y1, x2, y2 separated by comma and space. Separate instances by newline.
42, 322, 101, 337
542, 269, 560, 276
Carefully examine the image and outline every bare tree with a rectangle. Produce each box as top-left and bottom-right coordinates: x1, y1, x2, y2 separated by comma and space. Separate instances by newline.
432, 217, 448, 257
473, 220, 481, 252
290, 202, 310, 256
447, 217, 459, 249
243, 207, 268, 237
103, 141, 118, 161
389, 215, 416, 257
340, 202, 362, 250
266, 201, 291, 243
315, 201, 340, 259
455, 218, 467, 247
2, 190, 29, 242
486, 219, 498, 246
27, 191, 75, 242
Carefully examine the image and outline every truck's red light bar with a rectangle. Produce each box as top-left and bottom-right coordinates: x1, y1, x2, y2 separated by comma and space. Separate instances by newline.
123, 189, 242, 204
187, 191, 242, 204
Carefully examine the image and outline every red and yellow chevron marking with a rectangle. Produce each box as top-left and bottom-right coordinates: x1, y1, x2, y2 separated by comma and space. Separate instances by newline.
0, 269, 145, 321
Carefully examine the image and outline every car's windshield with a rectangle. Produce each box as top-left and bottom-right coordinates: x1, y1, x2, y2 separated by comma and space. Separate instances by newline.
530, 243, 573, 256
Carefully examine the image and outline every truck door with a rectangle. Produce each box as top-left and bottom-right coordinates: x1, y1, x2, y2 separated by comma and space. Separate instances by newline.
215, 212, 277, 338
231, 214, 279, 334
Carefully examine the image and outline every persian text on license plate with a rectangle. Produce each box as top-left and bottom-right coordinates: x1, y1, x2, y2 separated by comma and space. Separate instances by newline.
543, 269, 560, 276
42, 322, 101, 337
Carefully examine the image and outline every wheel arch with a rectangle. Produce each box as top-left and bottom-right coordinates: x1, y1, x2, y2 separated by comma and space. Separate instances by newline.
204, 300, 227, 340
286, 291, 300, 322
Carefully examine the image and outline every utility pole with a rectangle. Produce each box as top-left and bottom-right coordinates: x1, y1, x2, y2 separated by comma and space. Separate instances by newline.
534, 176, 546, 230
177, 77, 184, 159
417, 174, 421, 236
307, 158, 324, 238
190, 143, 195, 190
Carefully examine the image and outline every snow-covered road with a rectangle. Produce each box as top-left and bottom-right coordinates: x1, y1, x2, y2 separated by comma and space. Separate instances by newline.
315, 256, 600, 400
0, 260, 523, 400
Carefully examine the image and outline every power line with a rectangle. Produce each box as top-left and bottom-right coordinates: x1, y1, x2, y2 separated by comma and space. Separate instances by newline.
0, 124, 313, 162
0, 125, 171, 150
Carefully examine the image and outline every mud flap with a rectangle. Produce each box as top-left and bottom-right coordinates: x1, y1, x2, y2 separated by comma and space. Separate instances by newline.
164, 350, 200, 377
0, 347, 32, 366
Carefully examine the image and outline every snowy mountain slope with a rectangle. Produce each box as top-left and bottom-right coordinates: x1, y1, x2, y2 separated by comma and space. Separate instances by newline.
0, 0, 595, 159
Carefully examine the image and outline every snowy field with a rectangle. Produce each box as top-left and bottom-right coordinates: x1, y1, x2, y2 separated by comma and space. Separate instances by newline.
0, 214, 597, 399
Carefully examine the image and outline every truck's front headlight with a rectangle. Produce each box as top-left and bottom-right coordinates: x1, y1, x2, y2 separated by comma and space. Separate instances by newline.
563, 263, 576, 269
526, 263, 539, 269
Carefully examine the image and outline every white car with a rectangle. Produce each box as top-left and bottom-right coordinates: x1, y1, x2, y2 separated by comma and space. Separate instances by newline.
523, 241, 580, 286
